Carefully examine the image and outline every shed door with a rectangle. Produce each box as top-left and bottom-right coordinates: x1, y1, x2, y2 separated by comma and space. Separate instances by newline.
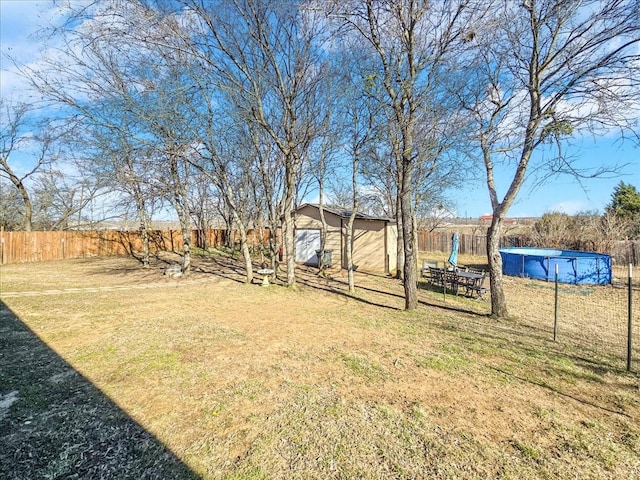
295, 229, 321, 265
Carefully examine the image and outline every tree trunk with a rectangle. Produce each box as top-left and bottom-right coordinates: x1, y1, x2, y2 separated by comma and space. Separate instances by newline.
487, 215, 508, 318
268, 212, 280, 272
400, 167, 418, 310
225, 215, 233, 249
169, 154, 191, 275
9, 174, 32, 232
283, 206, 295, 287
140, 221, 150, 268
256, 209, 265, 267
180, 223, 192, 274
133, 194, 151, 267
395, 189, 404, 280
347, 140, 359, 293
346, 215, 356, 293
412, 214, 418, 264
235, 220, 254, 284
283, 159, 297, 288
21, 186, 33, 232
317, 181, 328, 273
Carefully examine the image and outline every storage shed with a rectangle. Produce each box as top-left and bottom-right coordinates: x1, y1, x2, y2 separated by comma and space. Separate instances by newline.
292, 204, 397, 275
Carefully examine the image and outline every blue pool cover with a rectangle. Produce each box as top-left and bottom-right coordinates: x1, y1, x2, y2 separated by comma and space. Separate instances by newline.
499, 247, 612, 285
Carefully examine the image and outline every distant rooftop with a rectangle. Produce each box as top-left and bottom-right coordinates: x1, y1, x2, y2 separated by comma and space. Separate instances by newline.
479, 214, 518, 224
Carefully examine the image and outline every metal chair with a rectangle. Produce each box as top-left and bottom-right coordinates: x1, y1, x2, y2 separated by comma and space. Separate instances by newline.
421, 260, 438, 278
470, 272, 488, 299
428, 266, 445, 287
444, 270, 459, 295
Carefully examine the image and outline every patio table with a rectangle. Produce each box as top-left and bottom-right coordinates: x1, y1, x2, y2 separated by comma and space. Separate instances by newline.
455, 271, 485, 298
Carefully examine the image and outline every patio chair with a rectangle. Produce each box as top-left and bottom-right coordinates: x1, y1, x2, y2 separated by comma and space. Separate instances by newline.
469, 272, 488, 299
428, 266, 445, 287
421, 260, 438, 278
444, 270, 459, 295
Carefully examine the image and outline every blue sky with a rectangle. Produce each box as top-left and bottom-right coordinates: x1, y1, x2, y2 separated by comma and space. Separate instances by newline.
2, 0, 639, 219
0, 0, 61, 96
458, 138, 639, 218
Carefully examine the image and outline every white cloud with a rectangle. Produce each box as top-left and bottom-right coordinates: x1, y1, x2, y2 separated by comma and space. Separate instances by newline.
1, 1, 54, 99
546, 200, 589, 215
0, 0, 94, 100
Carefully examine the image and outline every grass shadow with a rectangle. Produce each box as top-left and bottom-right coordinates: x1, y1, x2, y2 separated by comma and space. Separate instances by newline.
191, 255, 249, 284
484, 364, 632, 418
294, 273, 402, 311
0, 301, 199, 480
429, 313, 639, 413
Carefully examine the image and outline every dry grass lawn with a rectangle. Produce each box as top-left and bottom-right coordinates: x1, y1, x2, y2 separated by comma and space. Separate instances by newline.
1, 252, 639, 479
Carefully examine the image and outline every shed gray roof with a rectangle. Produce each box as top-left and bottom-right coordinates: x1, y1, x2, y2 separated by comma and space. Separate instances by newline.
296, 203, 396, 223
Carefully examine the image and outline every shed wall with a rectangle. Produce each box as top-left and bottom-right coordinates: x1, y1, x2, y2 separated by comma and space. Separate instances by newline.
349, 219, 386, 273
293, 205, 395, 274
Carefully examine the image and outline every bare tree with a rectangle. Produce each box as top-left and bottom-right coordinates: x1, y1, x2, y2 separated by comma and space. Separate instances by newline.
191, 114, 261, 284
189, 173, 222, 250
14, 1, 170, 264
94, 134, 159, 267
344, 99, 376, 292
458, 0, 640, 317
305, 88, 340, 274
596, 209, 635, 252
415, 203, 456, 234
532, 211, 575, 248
32, 167, 105, 230
0, 178, 24, 230
358, 144, 397, 219
327, 0, 481, 309
0, 100, 57, 231
172, 0, 332, 287
247, 123, 285, 270
0, 101, 114, 233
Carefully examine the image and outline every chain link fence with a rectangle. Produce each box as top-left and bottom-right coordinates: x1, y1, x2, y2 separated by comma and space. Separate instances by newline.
549, 266, 639, 372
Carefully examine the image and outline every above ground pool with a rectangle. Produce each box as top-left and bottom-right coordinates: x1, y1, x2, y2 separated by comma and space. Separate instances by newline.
499, 247, 611, 285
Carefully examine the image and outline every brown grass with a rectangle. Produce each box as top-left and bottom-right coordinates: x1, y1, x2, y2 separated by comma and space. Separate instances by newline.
1, 252, 639, 479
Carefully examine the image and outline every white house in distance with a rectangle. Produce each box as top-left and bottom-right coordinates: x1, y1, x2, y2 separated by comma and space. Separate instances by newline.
292, 203, 398, 275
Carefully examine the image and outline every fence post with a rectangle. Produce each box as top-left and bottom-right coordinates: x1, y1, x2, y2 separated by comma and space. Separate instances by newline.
628, 264, 633, 372
443, 274, 447, 301
554, 264, 559, 342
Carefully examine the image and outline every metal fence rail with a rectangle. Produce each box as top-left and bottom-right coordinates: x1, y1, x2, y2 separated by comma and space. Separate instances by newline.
547, 264, 637, 372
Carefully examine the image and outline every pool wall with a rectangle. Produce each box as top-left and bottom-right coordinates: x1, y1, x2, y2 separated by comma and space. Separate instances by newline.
499, 247, 612, 285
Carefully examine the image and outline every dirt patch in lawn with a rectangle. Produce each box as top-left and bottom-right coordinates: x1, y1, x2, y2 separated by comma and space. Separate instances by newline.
1, 253, 639, 479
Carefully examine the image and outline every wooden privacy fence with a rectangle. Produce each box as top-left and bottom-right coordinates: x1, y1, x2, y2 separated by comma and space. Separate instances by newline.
0, 228, 271, 265
417, 231, 640, 266
2, 228, 636, 266
418, 231, 489, 256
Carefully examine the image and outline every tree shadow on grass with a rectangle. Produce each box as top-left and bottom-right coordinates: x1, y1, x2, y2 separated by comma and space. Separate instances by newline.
193, 254, 251, 284
434, 314, 638, 416
294, 273, 402, 311
0, 301, 199, 480
79, 253, 489, 316
484, 364, 633, 419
